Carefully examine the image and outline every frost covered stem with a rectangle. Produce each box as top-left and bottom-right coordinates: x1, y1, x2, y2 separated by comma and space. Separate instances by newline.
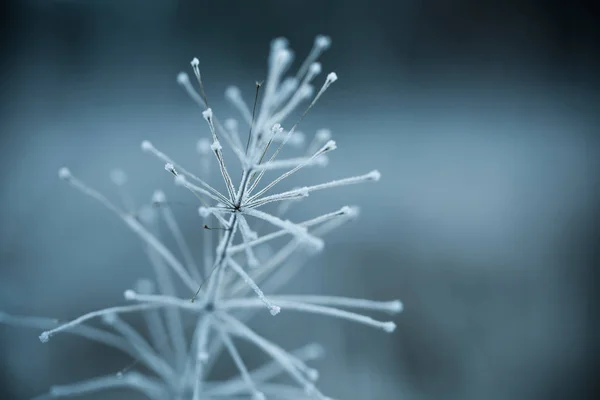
192, 316, 212, 400
192, 164, 257, 302
214, 321, 266, 400
41, 373, 166, 400
38, 304, 163, 343
220, 298, 397, 333
58, 168, 199, 294
192, 213, 238, 303
246, 82, 262, 155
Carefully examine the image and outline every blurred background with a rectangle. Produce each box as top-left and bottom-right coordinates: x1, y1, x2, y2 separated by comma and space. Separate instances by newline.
1, 0, 599, 399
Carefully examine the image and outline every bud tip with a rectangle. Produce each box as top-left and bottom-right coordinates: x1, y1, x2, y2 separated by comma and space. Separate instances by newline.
176, 72, 189, 84
309, 62, 322, 75
164, 163, 176, 173
315, 35, 332, 49
141, 140, 153, 152
202, 108, 213, 121
210, 140, 222, 152
323, 140, 337, 151
196, 138, 211, 155
389, 300, 404, 313
152, 190, 166, 204
110, 169, 127, 186
269, 305, 281, 316
316, 129, 332, 141
382, 321, 397, 333
368, 170, 381, 181
198, 206, 211, 218
58, 167, 71, 180
39, 332, 50, 343
225, 86, 241, 99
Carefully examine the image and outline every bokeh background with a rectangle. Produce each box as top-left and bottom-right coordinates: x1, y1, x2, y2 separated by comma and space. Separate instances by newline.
1, 1, 598, 399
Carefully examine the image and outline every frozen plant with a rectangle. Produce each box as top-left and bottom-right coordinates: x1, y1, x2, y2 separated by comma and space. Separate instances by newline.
1, 35, 402, 399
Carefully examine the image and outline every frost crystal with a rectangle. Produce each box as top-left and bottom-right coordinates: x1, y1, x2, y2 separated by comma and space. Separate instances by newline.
2, 36, 402, 399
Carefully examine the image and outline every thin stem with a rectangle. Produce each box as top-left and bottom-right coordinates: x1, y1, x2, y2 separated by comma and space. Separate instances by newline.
295, 35, 331, 81
124, 290, 204, 311
214, 321, 266, 400
246, 82, 262, 155
245, 72, 338, 196
205, 343, 323, 396
42, 373, 166, 400
192, 316, 212, 400
192, 166, 253, 302
59, 169, 201, 294
255, 295, 402, 314
190, 58, 209, 107
145, 246, 188, 369
0, 312, 137, 360
221, 299, 397, 333
134, 280, 174, 362
159, 198, 202, 282
124, 214, 198, 291
38, 304, 162, 343
242, 208, 323, 251
178, 73, 246, 162
141, 142, 231, 206
191, 213, 239, 303
247, 140, 336, 203
103, 314, 176, 384
228, 206, 352, 255
219, 299, 396, 333
203, 109, 237, 203
237, 214, 260, 268
227, 258, 280, 316
220, 313, 327, 399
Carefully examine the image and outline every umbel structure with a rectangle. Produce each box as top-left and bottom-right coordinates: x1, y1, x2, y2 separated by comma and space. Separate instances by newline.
1, 35, 403, 400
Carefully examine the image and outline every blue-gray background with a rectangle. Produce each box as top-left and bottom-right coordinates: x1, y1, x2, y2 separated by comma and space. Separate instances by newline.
1, 1, 598, 399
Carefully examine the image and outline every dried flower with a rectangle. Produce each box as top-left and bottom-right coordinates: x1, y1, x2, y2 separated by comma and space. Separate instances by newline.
1, 35, 401, 400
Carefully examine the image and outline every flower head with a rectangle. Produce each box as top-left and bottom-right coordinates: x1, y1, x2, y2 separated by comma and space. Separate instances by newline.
2, 36, 401, 400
